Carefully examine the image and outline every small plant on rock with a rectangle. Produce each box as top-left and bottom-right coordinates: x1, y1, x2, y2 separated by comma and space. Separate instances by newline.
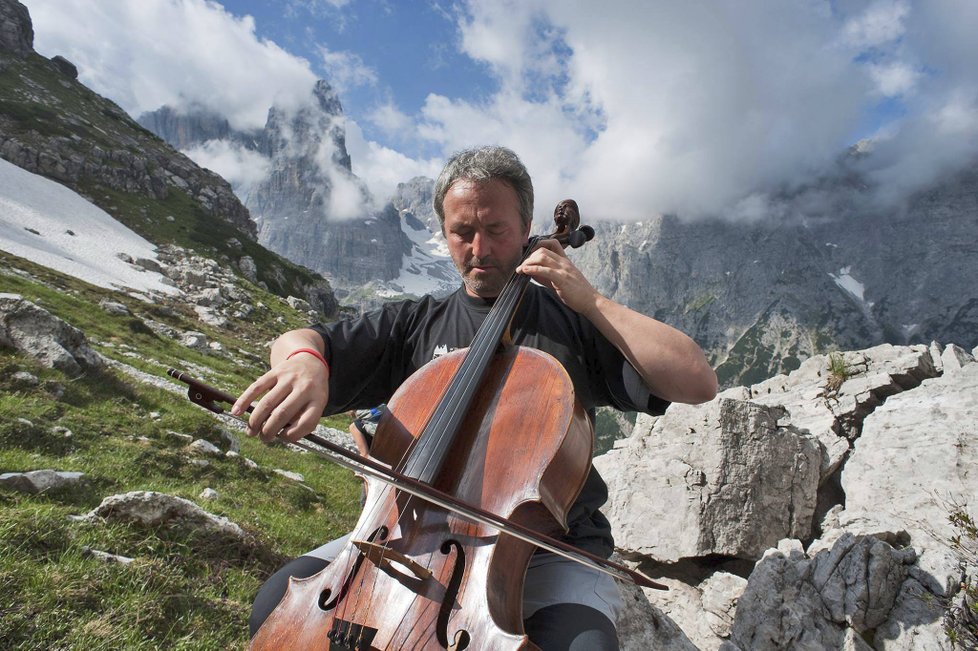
944, 507, 978, 648
826, 352, 851, 393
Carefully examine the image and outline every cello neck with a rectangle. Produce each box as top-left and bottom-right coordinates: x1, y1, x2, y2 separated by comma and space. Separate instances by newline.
400, 265, 532, 483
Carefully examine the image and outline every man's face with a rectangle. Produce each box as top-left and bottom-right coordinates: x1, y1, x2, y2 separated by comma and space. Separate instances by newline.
442, 178, 530, 299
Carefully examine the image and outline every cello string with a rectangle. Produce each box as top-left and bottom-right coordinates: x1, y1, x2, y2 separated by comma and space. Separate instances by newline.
343, 237, 539, 644
381, 251, 533, 644
372, 247, 532, 645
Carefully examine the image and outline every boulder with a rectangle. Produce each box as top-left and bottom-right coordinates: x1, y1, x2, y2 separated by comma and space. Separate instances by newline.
0, 0, 32, 58
49, 54, 77, 79
0, 293, 104, 375
0, 469, 85, 493
727, 534, 917, 650
78, 490, 249, 546
596, 398, 820, 562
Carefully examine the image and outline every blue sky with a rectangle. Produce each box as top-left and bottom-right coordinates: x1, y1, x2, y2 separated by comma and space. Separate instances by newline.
25, 0, 978, 221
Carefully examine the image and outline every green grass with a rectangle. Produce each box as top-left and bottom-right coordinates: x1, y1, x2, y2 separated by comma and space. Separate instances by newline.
0, 349, 361, 650
0, 251, 360, 649
826, 352, 851, 393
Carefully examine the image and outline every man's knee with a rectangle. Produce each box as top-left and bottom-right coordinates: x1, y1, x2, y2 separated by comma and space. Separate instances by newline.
249, 555, 329, 638
523, 603, 619, 651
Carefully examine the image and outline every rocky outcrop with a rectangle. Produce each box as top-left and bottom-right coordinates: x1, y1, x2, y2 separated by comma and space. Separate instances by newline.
0, 293, 104, 375
0, 0, 256, 240
137, 105, 259, 151
76, 490, 250, 546
0, 0, 31, 58
140, 82, 413, 290
598, 343, 976, 650
572, 163, 978, 388
0, 469, 85, 493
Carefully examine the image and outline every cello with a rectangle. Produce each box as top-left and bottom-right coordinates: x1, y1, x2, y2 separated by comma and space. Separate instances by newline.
224, 200, 663, 649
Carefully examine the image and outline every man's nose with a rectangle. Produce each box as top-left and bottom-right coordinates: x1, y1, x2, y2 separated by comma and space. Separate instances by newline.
471, 231, 489, 258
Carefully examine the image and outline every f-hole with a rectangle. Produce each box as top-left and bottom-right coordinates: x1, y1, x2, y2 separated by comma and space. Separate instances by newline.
436, 539, 470, 650
318, 526, 389, 611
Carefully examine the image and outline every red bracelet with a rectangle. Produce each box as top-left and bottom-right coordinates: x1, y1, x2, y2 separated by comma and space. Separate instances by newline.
286, 348, 330, 373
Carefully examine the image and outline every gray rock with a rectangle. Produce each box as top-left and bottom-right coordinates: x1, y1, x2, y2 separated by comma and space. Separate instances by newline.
836, 363, 978, 599
49, 55, 77, 79
0, 293, 104, 375
286, 296, 312, 312
596, 398, 820, 562
0, 0, 33, 58
79, 491, 249, 545
728, 534, 915, 650
133, 257, 163, 274
199, 488, 219, 501
194, 287, 224, 307
0, 469, 85, 493
616, 577, 699, 651
187, 439, 221, 457
219, 428, 240, 454
98, 299, 130, 316
165, 430, 194, 444
238, 255, 258, 282
82, 547, 135, 565
941, 343, 975, 373
11, 370, 39, 386
746, 344, 938, 481
273, 469, 305, 482
180, 331, 208, 350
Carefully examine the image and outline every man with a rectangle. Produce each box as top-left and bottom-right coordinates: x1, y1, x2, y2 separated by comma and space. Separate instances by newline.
236, 145, 717, 650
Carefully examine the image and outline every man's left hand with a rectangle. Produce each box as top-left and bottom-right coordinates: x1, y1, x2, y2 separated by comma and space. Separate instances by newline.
517, 239, 599, 317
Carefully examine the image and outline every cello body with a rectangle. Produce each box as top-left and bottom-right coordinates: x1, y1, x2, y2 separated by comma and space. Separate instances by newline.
250, 345, 593, 650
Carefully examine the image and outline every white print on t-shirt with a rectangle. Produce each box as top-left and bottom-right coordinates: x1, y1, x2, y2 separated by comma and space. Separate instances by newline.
432, 344, 460, 360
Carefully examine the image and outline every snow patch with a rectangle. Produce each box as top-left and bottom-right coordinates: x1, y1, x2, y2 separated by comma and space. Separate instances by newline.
371, 210, 457, 298
829, 266, 871, 306
0, 158, 176, 296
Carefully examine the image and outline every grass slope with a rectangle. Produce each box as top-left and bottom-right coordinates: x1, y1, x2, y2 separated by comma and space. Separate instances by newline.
0, 253, 360, 649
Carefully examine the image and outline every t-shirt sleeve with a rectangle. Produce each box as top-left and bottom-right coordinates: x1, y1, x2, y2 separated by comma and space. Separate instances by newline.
308, 302, 415, 415
585, 320, 670, 416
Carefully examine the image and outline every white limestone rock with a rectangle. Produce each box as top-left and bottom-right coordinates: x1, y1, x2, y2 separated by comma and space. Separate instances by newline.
0, 293, 105, 375
78, 490, 249, 545
596, 398, 820, 562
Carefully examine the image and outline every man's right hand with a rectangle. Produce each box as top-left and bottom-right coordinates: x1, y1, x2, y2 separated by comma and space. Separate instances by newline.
231, 328, 330, 443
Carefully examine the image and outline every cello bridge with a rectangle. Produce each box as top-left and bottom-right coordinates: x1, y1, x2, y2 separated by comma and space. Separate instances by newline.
351, 539, 433, 581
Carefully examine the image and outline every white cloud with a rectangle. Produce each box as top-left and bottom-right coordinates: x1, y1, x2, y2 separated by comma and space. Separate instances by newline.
868, 61, 921, 97
366, 102, 414, 136
29, 0, 318, 130
413, 0, 978, 220
841, 0, 910, 49
345, 119, 443, 206
428, 2, 871, 219
317, 46, 378, 93
24, 0, 978, 223
181, 139, 271, 200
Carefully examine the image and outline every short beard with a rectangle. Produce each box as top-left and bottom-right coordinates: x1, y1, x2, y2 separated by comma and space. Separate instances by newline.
461, 254, 521, 298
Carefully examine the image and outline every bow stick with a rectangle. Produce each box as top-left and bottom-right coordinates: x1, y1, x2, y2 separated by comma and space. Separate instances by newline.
167, 368, 667, 591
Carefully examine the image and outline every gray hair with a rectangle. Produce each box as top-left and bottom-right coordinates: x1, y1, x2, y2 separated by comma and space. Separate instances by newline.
433, 146, 534, 230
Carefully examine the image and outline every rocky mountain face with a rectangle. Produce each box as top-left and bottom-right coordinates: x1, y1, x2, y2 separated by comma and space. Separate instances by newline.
139, 82, 413, 291
0, 1, 252, 240
137, 105, 261, 152
0, 0, 336, 314
597, 341, 978, 650
568, 162, 978, 387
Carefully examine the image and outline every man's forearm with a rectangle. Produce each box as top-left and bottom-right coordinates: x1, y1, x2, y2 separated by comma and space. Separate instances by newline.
585, 294, 718, 404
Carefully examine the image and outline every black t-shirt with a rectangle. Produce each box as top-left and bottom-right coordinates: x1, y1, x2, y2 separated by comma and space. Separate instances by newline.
310, 284, 668, 557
